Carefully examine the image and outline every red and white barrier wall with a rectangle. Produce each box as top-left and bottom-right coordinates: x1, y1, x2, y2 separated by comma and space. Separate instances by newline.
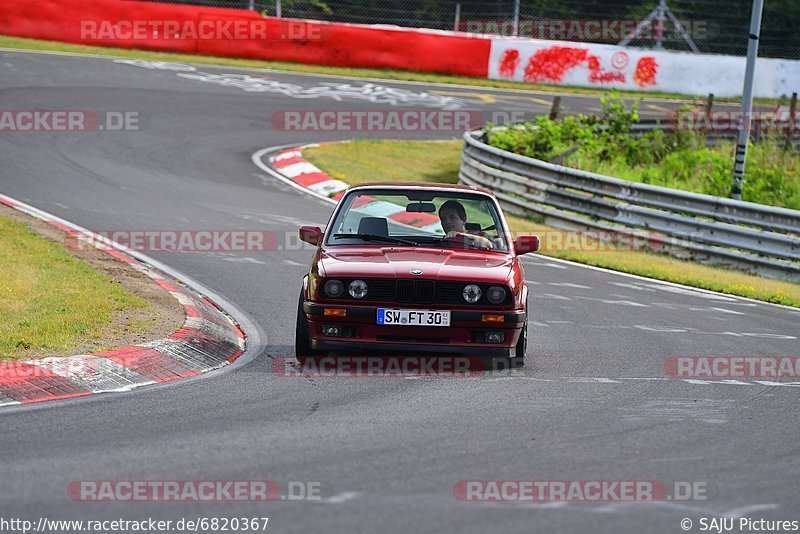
488, 39, 800, 98
0, 0, 490, 78
1, 0, 798, 97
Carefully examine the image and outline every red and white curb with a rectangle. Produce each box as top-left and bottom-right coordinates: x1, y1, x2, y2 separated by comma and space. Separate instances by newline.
0, 193, 246, 407
267, 146, 442, 232
270, 148, 350, 200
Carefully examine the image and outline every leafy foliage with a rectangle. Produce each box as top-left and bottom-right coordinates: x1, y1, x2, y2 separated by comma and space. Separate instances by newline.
486, 95, 800, 209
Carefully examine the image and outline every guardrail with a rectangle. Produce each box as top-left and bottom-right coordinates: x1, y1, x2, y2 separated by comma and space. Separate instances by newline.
459, 129, 800, 282
622, 119, 800, 148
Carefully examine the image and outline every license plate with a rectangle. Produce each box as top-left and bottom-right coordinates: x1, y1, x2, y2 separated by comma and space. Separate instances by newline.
377, 309, 451, 327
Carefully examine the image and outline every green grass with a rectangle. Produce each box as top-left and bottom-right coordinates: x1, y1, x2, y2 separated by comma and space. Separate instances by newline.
490, 116, 800, 210
580, 139, 800, 210
564, 139, 800, 210
0, 34, 782, 105
307, 140, 463, 186
0, 215, 147, 359
303, 139, 800, 307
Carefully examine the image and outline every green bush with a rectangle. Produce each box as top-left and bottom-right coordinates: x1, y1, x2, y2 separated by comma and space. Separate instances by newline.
486, 95, 800, 210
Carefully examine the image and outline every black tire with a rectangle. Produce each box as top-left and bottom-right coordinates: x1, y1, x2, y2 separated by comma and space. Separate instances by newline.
513, 321, 527, 368
295, 292, 325, 363
485, 305, 527, 371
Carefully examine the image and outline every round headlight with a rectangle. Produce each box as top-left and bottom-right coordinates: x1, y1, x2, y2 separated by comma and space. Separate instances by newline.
348, 279, 368, 299
462, 284, 482, 304
486, 286, 507, 304
324, 279, 344, 298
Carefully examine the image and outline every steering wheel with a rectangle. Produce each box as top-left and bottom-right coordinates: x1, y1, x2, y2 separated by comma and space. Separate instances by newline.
439, 232, 493, 250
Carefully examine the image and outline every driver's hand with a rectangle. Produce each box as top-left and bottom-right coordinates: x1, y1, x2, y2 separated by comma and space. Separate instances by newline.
446, 231, 494, 250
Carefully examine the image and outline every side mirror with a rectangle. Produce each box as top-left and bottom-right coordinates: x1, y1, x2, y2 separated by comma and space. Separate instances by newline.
514, 235, 539, 255
299, 225, 323, 246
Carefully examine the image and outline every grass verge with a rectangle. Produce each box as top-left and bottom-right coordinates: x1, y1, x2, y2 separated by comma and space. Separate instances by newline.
303, 139, 800, 307
559, 139, 800, 210
0, 208, 180, 360
486, 97, 800, 210
0, 34, 781, 105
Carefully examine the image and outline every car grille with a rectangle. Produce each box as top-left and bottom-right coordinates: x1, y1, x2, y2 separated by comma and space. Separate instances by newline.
397, 279, 435, 304
321, 278, 511, 306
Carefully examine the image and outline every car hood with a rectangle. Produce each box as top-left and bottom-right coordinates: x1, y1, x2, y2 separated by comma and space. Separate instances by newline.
318, 246, 513, 283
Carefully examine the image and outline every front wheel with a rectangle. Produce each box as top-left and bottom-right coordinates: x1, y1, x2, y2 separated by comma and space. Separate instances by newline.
295, 292, 325, 363
512, 321, 527, 368
483, 321, 526, 371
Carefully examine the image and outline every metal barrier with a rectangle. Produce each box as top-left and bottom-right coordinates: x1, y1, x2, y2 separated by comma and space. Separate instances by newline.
459, 129, 800, 282
621, 119, 800, 149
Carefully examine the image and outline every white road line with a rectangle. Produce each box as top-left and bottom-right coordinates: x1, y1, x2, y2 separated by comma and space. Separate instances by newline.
481, 377, 557, 382
632, 325, 688, 333
321, 492, 363, 504
603, 299, 649, 307
548, 282, 591, 289
576, 296, 649, 307
681, 379, 755, 386
619, 398, 731, 424
522, 256, 799, 313
608, 281, 656, 292
538, 293, 572, 300
472, 375, 800, 388
221, 257, 266, 264
564, 377, 621, 383
697, 331, 796, 339
709, 307, 746, 315
527, 261, 568, 269
722, 504, 780, 518
618, 377, 669, 381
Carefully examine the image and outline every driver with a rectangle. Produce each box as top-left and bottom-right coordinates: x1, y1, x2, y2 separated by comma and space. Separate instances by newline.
438, 200, 494, 250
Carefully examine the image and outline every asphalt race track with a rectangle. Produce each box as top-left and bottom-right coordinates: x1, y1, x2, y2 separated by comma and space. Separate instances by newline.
1, 49, 799, 534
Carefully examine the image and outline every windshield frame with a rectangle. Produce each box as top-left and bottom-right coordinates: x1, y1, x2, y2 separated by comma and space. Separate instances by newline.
323, 188, 511, 253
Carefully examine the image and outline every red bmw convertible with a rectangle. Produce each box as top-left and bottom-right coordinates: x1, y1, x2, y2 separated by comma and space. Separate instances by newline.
295, 182, 539, 367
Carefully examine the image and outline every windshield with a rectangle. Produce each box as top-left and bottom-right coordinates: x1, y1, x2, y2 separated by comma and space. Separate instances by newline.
325, 189, 509, 252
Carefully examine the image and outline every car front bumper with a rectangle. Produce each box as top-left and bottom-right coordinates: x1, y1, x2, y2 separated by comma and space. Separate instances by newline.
303, 302, 525, 358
